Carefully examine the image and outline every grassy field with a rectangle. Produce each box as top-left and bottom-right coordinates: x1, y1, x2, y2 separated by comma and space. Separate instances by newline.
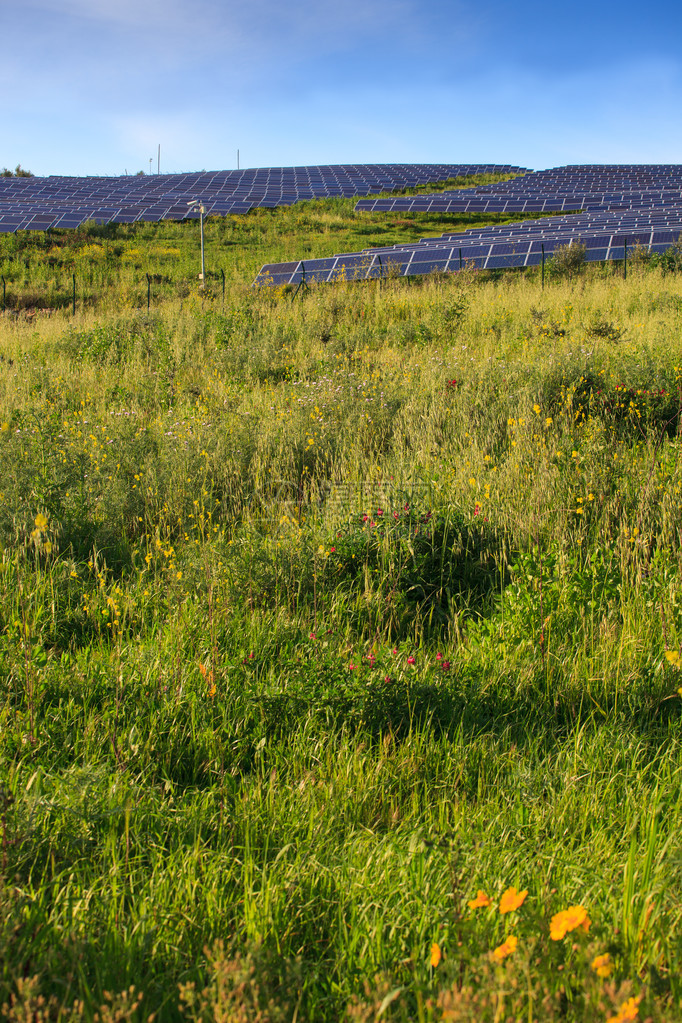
2, 197, 682, 1022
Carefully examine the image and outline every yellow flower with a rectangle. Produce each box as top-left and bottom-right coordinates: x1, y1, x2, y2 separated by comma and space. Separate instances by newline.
430, 942, 442, 968
606, 995, 640, 1023
0, 422, 8, 432
665, 650, 680, 666
492, 935, 517, 961
34, 512, 48, 530
499, 887, 528, 914
591, 952, 613, 978
468, 890, 491, 910
533, 404, 541, 414
549, 905, 591, 940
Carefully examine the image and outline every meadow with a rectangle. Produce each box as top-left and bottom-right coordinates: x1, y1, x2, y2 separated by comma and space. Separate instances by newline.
1, 194, 682, 1022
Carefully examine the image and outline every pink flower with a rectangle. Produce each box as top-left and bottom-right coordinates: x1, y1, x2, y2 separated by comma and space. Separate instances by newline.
309, 632, 316, 640
330, 547, 336, 553
407, 655, 416, 666
377, 508, 383, 516
436, 652, 443, 661
392, 648, 398, 656
362, 514, 369, 523
384, 675, 391, 682
441, 660, 451, 671
393, 511, 399, 520
349, 662, 356, 671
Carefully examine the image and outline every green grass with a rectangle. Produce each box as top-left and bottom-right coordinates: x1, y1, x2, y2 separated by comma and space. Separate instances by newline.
1, 200, 682, 1021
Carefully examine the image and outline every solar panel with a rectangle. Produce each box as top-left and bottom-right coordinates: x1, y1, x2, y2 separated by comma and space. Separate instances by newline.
0, 163, 527, 233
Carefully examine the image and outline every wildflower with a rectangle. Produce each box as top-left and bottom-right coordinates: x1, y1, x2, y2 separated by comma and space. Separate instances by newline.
436, 652, 443, 661
468, 890, 491, 910
377, 508, 383, 516
474, 502, 481, 515
430, 942, 442, 968
492, 935, 517, 961
665, 650, 680, 666
499, 887, 528, 914
591, 952, 613, 978
34, 512, 48, 530
441, 660, 451, 670
533, 404, 541, 414
606, 996, 640, 1023
348, 663, 356, 671
550, 905, 591, 940
309, 632, 316, 640
407, 655, 416, 666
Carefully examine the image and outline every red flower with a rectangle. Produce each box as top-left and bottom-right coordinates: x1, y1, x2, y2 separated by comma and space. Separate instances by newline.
407, 655, 416, 665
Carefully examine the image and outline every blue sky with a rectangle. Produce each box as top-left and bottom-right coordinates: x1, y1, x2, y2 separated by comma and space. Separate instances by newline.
3, 0, 682, 176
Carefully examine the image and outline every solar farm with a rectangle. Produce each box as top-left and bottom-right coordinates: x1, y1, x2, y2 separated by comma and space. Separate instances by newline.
256, 164, 682, 284
4, 160, 682, 1022
0, 163, 526, 232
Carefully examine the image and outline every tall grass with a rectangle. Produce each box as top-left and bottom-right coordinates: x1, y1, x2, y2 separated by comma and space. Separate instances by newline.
1, 213, 682, 1021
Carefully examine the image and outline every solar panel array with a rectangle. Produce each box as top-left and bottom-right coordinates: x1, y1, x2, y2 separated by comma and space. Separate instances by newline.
254, 165, 682, 285
0, 164, 527, 233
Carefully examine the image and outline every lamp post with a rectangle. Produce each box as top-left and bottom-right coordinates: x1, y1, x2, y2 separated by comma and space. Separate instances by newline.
187, 200, 206, 285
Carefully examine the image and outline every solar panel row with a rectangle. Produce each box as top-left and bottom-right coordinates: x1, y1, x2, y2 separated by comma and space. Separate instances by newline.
255, 164, 682, 286
0, 164, 527, 234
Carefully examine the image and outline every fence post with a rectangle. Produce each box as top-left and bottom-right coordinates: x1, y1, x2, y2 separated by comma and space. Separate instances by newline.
146, 273, 151, 312
459, 248, 463, 270
72, 273, 76, 315
541, 244, 545, 290
221, 268, 225, 305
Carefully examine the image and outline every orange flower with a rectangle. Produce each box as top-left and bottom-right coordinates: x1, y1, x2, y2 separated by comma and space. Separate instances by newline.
499, 887, 528, 914
492, 935, 517, 961
550, 905, 591, 940
468, 890, 492, 910
591, 952, 613, 978
430, 942, 442, 968
606, 995, 640, 1023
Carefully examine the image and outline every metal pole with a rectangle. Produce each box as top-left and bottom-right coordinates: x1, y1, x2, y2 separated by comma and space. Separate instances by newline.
624, 238, 627, 280
200, 207, 205, 285
541, 244, 545, 289
146, 273, 151, 311
459, 248, 462, 270
221, 268, 225, 304
72, 273, 76, 315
